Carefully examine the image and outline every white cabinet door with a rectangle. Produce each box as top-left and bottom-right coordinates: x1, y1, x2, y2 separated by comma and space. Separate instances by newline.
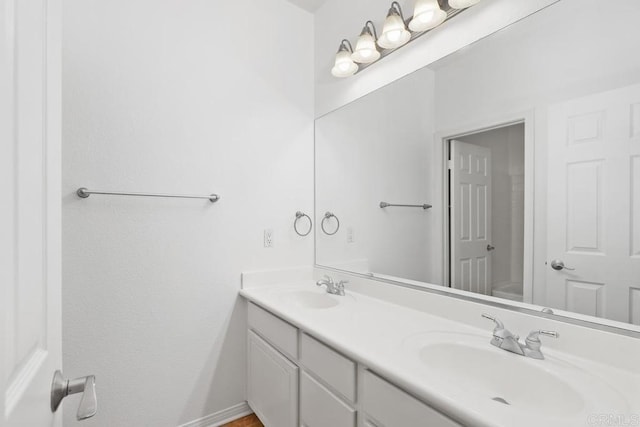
247, 331, 298, 427
546, 83, 640, 323
300, 333, 356, 402
450, 140, 493, 295
300, 371, 355, 427
1, 0, 63, 426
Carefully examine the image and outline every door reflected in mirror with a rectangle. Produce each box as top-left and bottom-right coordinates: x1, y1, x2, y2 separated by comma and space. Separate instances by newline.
448, 124, 525, 302
315, 0, 640, 329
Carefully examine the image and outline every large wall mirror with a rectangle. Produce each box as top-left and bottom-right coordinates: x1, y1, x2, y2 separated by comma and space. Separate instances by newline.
315, 0, 640, 332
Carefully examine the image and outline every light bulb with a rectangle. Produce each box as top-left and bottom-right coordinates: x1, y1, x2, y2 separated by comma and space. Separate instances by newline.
387, 30, 402, 42
352, 23, 381, 64
331, 46, 358, 78
448, 0, 481, 10
378, 6, 411, 49
409, 0, 447, 32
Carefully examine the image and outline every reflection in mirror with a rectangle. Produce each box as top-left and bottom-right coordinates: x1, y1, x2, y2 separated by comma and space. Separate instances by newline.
315, 0, 640, 329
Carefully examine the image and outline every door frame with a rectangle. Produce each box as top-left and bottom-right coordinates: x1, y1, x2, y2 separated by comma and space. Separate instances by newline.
434, 110, 535, 303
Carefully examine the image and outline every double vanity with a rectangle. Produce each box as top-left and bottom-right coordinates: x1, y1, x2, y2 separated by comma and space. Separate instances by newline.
240, 269, 640, 427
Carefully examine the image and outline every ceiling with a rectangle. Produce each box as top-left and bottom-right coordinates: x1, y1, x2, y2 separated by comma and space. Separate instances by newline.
285, 0, 328, 13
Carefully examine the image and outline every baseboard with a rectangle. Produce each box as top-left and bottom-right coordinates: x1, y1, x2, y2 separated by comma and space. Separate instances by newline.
178, 402, 253, 427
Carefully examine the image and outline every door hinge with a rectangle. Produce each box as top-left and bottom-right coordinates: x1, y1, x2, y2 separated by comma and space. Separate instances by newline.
447, 160, 454, 170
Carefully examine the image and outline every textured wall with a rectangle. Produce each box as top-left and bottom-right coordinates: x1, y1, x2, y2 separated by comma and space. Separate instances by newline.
61, 1, 313, 425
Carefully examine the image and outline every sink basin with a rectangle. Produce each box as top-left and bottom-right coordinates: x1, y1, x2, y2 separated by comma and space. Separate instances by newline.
282, 290, 354, 309
419, 340, 583, 416
401, 332, 628, 419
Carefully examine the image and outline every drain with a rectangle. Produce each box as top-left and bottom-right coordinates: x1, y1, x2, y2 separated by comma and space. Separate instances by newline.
491, 397, 510, 405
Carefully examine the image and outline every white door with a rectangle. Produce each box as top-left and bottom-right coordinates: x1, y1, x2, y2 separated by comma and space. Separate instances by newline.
450, 140, 493, 295
1, 0, 63, 425
546, 83, 640, 324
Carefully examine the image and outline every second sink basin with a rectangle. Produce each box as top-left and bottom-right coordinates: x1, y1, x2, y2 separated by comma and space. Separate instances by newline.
401, 331, 628, 420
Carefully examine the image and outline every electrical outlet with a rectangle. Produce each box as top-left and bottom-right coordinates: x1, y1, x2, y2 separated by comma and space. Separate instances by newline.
347, 226, 354, 243
264, 229, 274, 248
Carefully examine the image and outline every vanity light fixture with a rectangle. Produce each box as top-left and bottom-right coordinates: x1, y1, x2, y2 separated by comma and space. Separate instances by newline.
448, 0, 481, 9
378, 2, 411, 50
352, 21, 381, 64
331, 0, 482, 78
331, 39, 359, 78
409, 0, 447, 32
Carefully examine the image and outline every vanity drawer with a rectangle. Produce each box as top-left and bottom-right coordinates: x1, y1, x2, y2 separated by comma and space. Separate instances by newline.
248, 303, 298, 360
300, 333, 356, 402
362, 370, 461, 427
300, 370, 356, 427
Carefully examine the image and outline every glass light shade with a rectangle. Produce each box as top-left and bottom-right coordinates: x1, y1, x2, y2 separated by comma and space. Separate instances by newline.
377, 12, 411, 49
331, 49, 358, 78
448, 0, 480, 10
409, 0, 447, 32
352, 32, 380, 64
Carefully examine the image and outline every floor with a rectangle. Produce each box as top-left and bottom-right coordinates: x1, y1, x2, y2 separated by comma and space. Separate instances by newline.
223, 414, 263, 427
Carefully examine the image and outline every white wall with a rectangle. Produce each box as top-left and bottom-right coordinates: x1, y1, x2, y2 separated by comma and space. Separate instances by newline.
62, 1, 314, 426
316, 67, 435, 282
314, 0, 559, 116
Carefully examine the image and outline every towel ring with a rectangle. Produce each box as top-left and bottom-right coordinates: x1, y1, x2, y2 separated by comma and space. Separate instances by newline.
321, 211, 340, 236
294, 211, 312, 236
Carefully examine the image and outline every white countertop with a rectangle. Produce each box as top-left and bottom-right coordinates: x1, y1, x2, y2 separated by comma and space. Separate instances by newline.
240, 281, 640, 427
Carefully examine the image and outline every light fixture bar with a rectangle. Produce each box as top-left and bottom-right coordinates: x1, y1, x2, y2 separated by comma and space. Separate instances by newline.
336, 0, 468, 77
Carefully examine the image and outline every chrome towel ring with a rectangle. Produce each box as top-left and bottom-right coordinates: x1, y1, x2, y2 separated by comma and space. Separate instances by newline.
294, 211, 312, 236
321, 212, 340, 235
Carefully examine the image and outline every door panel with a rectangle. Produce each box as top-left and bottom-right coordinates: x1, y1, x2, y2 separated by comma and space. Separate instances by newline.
1, 0, 62, 425
565, 280, 604, 317
631, 288, 640, 325
546, 83, 640, 324
632, 155, 640, 257
566, 161, 603, 254
450, 140, 493, 295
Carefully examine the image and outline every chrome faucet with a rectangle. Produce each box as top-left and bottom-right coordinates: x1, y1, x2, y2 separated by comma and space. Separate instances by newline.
482, 314, 558, 360
316, 275, 347, 296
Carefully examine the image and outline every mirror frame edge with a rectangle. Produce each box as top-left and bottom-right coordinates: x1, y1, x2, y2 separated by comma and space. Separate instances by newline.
315, 264, 640, 339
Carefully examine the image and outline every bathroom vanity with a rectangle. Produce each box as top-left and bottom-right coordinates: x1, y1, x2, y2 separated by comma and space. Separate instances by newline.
240, 270, 640, 427
245, 302, 459, 427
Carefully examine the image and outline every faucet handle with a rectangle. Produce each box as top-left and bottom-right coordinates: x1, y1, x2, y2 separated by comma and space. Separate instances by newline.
525, 330, 558, 356
526, 330, 559, 342
323, 275, 334, 284
336, 280, 349, 287
481, 313, 504, 330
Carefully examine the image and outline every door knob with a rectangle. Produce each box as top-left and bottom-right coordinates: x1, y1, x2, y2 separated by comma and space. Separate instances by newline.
550, 259, 575, 271
487, 244, 495, 251
51, 370, 97, 420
